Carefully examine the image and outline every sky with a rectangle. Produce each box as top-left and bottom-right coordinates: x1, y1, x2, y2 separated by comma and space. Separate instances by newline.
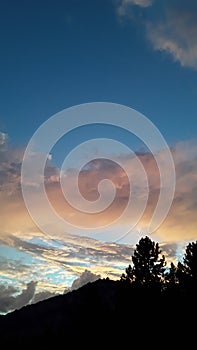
0, 0, 197, 313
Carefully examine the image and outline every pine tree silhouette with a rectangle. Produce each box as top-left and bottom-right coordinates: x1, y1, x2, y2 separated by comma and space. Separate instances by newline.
122, 236, 166, 290
181, 241, 197, 291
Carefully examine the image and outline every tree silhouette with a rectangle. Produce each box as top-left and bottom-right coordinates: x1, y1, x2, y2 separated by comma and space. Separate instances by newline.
165, 262, 179, 286
164, 241, 197, 295
183, 241, 197, 279
122, 236, 166, 289
178, 241, 197, 290
174, 261, 186, 286
121, 265, 131, 283
164, 262, 183, 297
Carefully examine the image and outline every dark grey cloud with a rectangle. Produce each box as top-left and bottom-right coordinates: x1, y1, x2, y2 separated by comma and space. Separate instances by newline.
31, 290, 58, 304
14, 281, 37, 310
0, 285, 18, 313
0, 280, 61, 313
70, 269, 101, 291
0, 281, 37, 313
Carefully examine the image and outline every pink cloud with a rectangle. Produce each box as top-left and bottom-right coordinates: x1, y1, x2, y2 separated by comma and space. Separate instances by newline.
0, 136, 196, 243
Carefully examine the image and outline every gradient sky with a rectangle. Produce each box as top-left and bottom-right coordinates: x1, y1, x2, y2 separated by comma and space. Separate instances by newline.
0, 0, 197, 314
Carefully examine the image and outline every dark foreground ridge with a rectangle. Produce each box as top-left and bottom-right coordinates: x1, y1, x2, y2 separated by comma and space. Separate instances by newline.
0, 278, 196, 346
1, 236, 197, 347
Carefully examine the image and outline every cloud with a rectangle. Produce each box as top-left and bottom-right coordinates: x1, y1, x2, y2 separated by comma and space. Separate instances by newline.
0, 132, 7, 146
0, 239, 182, 314
0, 281, 37, 313
114, 0, 197, 70
147, 5, 197, 69
0, 133, 196, 314
70, 269, 101, 291
0, 232, 135, 283
0, 133, 197, 244
116, 0, 153, 17
14, 281, 37, 310
0, 285, 18, 313
31, 290, 58, 304
157, 141, 197, 241
0, 279, 60, 313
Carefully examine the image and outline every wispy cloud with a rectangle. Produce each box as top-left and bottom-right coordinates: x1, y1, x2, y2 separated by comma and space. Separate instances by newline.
0, 236, 179, 314
116, 0, 153, 17
114, 0, 197, 70
0, 133, 196, 312
0, 232, 134, 278
147, 5, 197, 70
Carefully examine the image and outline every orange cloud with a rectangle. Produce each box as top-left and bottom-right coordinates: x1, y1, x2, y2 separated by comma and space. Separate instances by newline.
0, 138, 196, 244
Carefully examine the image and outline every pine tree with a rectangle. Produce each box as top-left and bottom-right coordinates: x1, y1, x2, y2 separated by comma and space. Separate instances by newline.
122, 236, 166, 289
121, 264, 133, 284
165, 262, 178, 286
183, 241, 197, 280
180, 241, 197, 290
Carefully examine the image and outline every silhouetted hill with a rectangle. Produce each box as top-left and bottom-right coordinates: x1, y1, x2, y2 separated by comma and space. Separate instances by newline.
0, 278, 195, 347
0, 279, 122, 346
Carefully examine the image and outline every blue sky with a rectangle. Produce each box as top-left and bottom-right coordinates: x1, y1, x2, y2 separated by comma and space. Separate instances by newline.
0, 0, 197, 314
0, 0, 197, 146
